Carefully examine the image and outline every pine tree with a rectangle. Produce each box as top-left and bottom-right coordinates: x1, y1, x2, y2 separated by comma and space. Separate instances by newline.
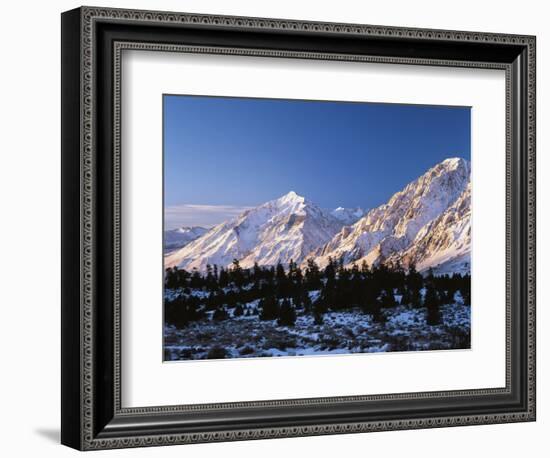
252, 262, 261, 283
460, 283, 471, 306
426, 267, 435, 282
369, 296, 386, 324
205, 291, 219, 310
205, 264, 216, 290
424, 285, 441, 325
276, 262, 286, 282
165, 267, 177, 289
278, 299, 296, 326
324, 257, 336, 282
288, 259, 297, 277
231, 259, 244, 287
213, 264, 219, 283
437, 276, 453, 305
259, 296, 279, 321
406, 263, 423, 308
360, 279, 380, 315
336, 256, 345, 278
400, 288, 411, 306
321, 279, 337, 310
175, 268, 190, 288
288, 259, 303, 297
190, 269, 202, 288
305, 258, 321, 289
380, 286, 397, 308
218, 267, 229, 288
312, 297, 327, 324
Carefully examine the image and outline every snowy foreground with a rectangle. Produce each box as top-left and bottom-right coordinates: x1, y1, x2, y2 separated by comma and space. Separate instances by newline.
164, 300, 470, 361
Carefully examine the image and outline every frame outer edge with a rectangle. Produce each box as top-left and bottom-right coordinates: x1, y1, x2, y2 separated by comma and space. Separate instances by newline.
70, 6, 536, 450
80, 6, 96, 451
526, 36, 536, 421
61, 7, 85, 451
81, 5, 535, 43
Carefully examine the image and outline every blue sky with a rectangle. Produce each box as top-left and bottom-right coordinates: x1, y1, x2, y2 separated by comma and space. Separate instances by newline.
164, 95, 470, 229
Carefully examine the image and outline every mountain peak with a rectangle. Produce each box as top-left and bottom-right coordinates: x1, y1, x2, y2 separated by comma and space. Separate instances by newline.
278, 190, 305, 203
440, 157, 469, 171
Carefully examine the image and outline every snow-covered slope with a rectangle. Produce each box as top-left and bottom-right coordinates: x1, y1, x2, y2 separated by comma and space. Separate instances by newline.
309, 158, 471, 273
165, 191, 343, 271
164, 226, 208, 253
388, 182, 471, 275
330, 206, 366, 225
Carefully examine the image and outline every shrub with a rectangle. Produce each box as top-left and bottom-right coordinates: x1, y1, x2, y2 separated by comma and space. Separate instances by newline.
233, 304, 244, 317
206, 347, 228, 359
212, 307, 229, 321
238, 345, 255, 356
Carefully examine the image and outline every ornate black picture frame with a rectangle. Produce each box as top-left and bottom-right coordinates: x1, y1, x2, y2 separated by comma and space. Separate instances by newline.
61, 6, 536, 450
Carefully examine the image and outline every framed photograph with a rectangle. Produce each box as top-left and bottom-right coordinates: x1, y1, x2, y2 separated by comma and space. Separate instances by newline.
61, 6, 536, 450
162, 95, 473, 361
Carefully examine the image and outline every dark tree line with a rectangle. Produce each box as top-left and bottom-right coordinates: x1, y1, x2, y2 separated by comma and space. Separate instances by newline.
164, 258, 470, 328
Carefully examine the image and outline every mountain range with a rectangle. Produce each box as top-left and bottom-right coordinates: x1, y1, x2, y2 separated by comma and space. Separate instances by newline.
164, 226, 208, 253
165, 157, 471, 275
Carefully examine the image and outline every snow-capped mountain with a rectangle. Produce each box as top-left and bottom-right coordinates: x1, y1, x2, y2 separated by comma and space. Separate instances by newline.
389, 181, 471, 275
309, 157, 471, 273
165, 191, 343, 271
330, 206, 366, 225
164, 226, 208, 253
165, 158, 471, 275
